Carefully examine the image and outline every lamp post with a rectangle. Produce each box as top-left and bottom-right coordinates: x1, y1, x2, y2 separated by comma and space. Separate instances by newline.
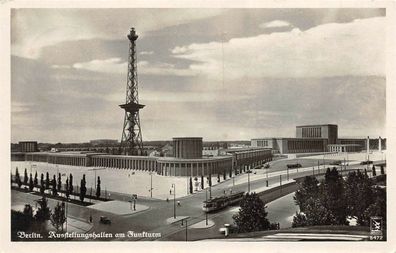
205, 189, 208, 226
279, 175, 282, 193
171, 183, 176, 219
149, 172, 153, 198
266, 167, 269, 187
247, 170, 251, 193
88, 167, 105, 191
180, 217, 188, 241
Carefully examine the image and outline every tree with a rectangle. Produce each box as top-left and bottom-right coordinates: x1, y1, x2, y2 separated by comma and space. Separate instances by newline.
50, 202, 66, 232
189, 177, 193, 194
23, 168, 28, 185
344, 170, 374, 225
303, 197, 336, 226
52, 175, 57, 196
321, 167, 348, 225
40, 173, 45, 194
96, 176, 101, 198
201, 175, 204, 189
372, 165, 377, 176
15, 168, 22, 188
217, 173, 221, 183
233, 193, 271, 233
23, 204, 34, 218
361, 187, 386, 228
65, 178, 70, 199
208, 174, 212, 187
69, 174, 74, 195
34, 171, 38, 187
229, 168, 232, 178
380, 165, 385, 175
57, 173, 62, 192
35, 197, 51, 222
223, 170, 226, 180
80, 174, 87, 202
292, 212, 308, 228
28, 173, 34, 191
45, 172, 50, 189
294, 176, 319, 212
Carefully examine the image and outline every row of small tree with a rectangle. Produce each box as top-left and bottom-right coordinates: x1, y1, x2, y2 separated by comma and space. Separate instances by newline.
187, 168, 246, 194
292, 167, 386, 228
13, 168, 102, 203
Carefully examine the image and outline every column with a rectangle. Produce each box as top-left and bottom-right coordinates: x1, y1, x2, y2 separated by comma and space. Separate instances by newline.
379, 136, 382, 152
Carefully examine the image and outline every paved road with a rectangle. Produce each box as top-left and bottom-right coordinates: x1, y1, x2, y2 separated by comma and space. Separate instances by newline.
11, 158, 386, 241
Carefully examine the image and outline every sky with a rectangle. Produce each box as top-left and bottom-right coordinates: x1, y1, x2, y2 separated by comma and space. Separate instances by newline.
11, 8, 386, 143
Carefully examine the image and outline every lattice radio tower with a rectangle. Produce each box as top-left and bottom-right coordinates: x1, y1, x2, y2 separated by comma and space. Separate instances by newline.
119, 28, 144, 155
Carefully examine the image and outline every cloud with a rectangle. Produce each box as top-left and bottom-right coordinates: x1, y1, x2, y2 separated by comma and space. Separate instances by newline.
172, 17, 385, 79
69, 58, 197, 77
11, 9, 224, 59
260, 20, 292, 28
140, 51, 154, 55
72, 58, 127, 74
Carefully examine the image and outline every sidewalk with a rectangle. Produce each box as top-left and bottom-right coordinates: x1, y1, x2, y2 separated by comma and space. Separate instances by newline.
88, 200, 149, 215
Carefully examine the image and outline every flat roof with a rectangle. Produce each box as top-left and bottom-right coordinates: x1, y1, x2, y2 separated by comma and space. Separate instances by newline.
157, 156, 232, 162
172, 137, 202, 140
296, 124, 338, 128
252, 137, 327, 140
224, 147, 271, 153
328, 144, 361, 147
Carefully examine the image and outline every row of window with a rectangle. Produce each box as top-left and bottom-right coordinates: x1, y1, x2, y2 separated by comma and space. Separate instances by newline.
301, 127, 322, 138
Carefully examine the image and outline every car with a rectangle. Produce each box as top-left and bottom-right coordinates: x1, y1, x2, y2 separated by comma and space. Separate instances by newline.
100, 216, 111, 224
287, 163, 302, 169
360, 160, 373, 165
263, 163, 270, 169
329, 160, 342, 165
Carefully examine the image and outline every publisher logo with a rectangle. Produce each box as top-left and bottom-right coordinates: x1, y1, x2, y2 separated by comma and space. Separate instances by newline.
369, 216, 383, 240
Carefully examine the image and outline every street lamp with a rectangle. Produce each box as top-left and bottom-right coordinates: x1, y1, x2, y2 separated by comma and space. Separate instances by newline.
206, 177, 212, 199
171, 183, 176, 219
247, 170, 251, 193
149, 172, 154, 198
180, 217, 188, 241
266, 167, 269, 187
205, 189, 208, 226
88, 167, 106, 191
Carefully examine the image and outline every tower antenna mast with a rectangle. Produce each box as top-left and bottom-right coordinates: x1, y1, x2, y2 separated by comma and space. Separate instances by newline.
119, 27, 144, 155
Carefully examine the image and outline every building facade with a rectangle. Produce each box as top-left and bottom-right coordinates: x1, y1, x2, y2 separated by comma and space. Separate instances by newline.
296, 124, 338, 144
18, 138, 272, 178
173, 137, 202, 159
19, 141, 38, 153
252, 124, 386, 154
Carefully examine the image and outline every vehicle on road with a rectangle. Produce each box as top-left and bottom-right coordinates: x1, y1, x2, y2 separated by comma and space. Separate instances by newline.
203, 191, 245, 213
287, 163, 302, 169
263, 163, 270, 169
100, 216, 111, 225
329, 160, 342, 165
360, 160, 373, 165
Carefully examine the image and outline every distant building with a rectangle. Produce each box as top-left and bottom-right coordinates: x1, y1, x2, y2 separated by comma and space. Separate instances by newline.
328, 144, 362, 153
19, 141, 38, 152
296, 124, 338, 144
18, 136, 272, 178
252, 124, 385, 154
173, 137, 202, 159
89, 139, 119, 146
